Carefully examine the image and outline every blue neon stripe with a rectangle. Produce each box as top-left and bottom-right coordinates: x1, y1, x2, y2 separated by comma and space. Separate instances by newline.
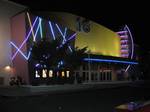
83, 58, 138, 65
39, 18, 43, 38
48, 21, 56, 40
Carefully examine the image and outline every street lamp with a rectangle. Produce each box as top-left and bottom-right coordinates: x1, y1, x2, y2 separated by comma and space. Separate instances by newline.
0, 65, 13, 85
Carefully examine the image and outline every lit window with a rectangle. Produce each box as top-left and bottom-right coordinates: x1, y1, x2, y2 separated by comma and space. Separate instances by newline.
62, 71, 65, 77
49, 70, 53, 77
66, 71, 70, 77
42, 69, 47, 78
35, 70, 40, 78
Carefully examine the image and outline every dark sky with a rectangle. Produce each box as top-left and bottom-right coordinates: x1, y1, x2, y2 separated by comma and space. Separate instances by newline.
10, 0, 149, 51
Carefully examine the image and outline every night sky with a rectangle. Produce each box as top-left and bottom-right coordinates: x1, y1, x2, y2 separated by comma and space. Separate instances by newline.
10, 0, 149, 51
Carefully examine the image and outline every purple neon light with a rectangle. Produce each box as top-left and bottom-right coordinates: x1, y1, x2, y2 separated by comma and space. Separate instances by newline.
121, 49, 128, 51
121, 53, 129, 56
67, 33, 77, 41
11, 17, 39, 60
11, 18, 41, 60
48, 21, 56, 40
10, 42, 28, 60
34, 18, 41, 41
55, 24, 73, 52
121, 40, 128, 42
125, 25, 134, 59
120, 35, 128, 38
121, 45, 128, 47
125, 25, 134, 72
58, 32, 77, 48
56, 24, 66, 39
117, 31, 128, 34
35, 64, 40, 67
56, 24, 67, 43
11, 41, 32, 60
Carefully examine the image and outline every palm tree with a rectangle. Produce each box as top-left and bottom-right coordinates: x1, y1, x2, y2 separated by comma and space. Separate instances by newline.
30, 37, 87, 84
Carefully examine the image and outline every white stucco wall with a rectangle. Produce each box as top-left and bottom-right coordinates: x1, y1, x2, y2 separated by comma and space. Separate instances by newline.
0, 1, 26, 85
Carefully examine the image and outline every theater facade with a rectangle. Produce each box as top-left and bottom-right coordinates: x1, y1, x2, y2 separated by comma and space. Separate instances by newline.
10, 11, 138, 85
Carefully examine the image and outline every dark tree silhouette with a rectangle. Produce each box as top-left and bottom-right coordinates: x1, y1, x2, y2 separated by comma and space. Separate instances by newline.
31, 37, 87, 73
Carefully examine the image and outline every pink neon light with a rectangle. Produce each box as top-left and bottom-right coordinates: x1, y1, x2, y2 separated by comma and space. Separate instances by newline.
121, 40, 128, 42
121, 45, 128, 47
120, 35, 128, 38
117, 31, 128, 34
121, 49, 128, 51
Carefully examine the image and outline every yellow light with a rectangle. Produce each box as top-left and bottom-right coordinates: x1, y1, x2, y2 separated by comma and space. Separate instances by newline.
5, 66, 11, 70
27, 12, 35, 41
66, 71, 70, 77
35, 70, 40, 78
75, 22, 121, 57
62, 71, 65, 77
42, 69, 47, 78
49, 70, 53, 77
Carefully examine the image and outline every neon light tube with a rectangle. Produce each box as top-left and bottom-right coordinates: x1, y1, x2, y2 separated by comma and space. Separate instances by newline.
55, 24, 66, 40
48, 21, 56, 40
67, 33, 77, 41
55, 24, 73, 52
10, 19, 41, 60
34, 18, 41, 41
68, 46, 73, 52
11, 17, 38, 60
39, 17, 43, 38
27, 51, 31, 60
83, 58, 138, 65
10, 42, 28, 60
120, 35, 128, 38
27, 12, 35, 40
117, 31, 128, 34
125, 25, 135, 72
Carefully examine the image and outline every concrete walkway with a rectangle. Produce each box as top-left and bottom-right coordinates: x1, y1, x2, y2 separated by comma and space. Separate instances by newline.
0, 80, 144, 97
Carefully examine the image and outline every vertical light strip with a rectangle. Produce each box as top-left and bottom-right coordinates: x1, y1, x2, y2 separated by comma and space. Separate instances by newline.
27, 12, 36, 41
125, 25, 134, 72
63, 27, 67, 43
125, 25, 134, 59
25, 19, 41, 60
11, 17, 38, 60
34, 18, 41, 41
39, 17, 43, 38
26, 19, 41, 60
48, 21, 56, 40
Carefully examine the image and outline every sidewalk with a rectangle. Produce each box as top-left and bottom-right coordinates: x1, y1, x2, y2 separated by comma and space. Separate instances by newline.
0, 80, 144, 97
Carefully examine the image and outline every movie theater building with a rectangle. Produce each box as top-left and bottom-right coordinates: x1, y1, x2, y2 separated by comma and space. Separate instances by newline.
0, 1, 138, 85
9, 11, 138, 85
